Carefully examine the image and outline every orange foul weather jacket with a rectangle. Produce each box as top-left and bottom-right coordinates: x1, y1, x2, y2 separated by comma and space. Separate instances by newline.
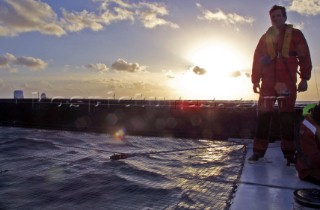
251, 24, 312, 101
295, 118, 320, 182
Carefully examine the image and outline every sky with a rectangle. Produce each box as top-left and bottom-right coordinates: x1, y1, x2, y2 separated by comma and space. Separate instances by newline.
0, 0, 320, 101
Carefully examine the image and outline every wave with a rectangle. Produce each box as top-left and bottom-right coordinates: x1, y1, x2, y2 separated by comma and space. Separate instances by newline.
0, 137, 59, 151
0, 126, 244, 210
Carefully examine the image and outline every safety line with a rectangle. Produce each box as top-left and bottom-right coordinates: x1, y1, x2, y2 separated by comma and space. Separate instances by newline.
237, 180, 301, 190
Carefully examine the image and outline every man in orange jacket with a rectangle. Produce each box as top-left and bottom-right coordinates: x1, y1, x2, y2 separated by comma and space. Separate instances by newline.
248, 5, 312, 163
295, 104, 320, 185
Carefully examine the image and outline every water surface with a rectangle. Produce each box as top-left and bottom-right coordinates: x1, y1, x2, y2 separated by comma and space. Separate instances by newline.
0, 127, 245, 210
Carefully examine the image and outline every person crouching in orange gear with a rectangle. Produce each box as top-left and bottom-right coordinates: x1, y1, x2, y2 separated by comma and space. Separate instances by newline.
295, 104, 320, 185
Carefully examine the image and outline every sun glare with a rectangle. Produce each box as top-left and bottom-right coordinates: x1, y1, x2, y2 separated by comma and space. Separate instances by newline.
187, 42, 246, 76
171, 41, 251, 100
171, 71, 251, 100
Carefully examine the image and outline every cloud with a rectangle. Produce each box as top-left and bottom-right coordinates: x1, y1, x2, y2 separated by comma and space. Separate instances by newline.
192, 66, 207, 75
20, 83, 31, 89
61, 9, 105, 32
60, 3, 135, 32
229, 71, 241, 77
14, 56, 48, 70
197, 4, 254, 25
101, 0, 127, 7
98, 0, 179, 28
111, 59, 146, 72
163, 70, 175, 78
85, 63, 109, 72
291, 22, 304, 30
0, 53, 15, 66
132, 81, 148, 90
244, 72, 251, 78
0, 0, 65, 36
0, 53, 18, 72
0, 79, 3, 88
136, 2, 179, 29
0, 53, 47, 72
288, 0, 320, 16
0, 0, 179, 37
40, 80, 54, 89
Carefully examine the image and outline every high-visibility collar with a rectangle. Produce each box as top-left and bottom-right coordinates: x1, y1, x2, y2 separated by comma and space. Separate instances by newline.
265, 24, 293, 59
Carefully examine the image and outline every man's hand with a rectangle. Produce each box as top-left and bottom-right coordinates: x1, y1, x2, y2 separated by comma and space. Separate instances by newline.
297, 79, 308, 92
253, 82, 261, 93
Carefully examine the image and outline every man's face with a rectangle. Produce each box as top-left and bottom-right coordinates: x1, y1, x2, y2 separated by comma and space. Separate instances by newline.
270, 9, 286, 28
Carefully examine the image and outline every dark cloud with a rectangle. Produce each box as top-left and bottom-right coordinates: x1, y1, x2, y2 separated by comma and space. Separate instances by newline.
192, 66, 207, 75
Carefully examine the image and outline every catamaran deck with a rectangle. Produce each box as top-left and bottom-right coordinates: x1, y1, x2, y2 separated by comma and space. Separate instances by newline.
230, 140, 320, 210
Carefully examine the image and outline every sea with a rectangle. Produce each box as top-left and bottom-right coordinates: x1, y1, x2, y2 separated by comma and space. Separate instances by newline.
0, 126, 245, 210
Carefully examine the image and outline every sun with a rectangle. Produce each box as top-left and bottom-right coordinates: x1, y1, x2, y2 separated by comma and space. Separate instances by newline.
171, 71, 251, 100
186, 42, 246, 77
170, 41, 252, 100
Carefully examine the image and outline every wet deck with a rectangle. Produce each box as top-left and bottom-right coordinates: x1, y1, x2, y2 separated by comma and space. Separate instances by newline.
230, 140, 320, 210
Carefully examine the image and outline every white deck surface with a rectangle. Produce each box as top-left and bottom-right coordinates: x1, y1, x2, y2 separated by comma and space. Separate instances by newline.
230, 141, 320, 210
